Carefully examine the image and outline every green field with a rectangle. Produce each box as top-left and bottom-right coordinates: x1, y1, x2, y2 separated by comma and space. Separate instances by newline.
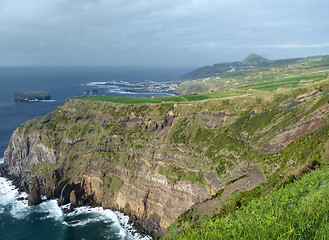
77, 92, 238, 104
170, 165, 329, 239
176, 55, 329, 94
240, 73, 329, 91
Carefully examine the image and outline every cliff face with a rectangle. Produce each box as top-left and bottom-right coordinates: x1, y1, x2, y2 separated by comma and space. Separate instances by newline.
4, 98, 240, 237
4, 87, 329, 238
4, 131, 57, 189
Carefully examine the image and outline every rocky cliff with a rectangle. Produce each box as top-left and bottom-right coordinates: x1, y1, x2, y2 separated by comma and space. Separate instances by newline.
4, 84, 329, 238
4, 98, 240, 237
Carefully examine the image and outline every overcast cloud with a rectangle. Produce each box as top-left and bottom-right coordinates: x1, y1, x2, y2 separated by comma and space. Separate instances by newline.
0, 0, 328, 66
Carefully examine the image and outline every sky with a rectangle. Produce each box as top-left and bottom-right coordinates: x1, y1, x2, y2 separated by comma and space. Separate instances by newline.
0, 0, 328, 67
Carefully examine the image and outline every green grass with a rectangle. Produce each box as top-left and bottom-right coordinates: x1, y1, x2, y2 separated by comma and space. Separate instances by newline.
171, 165, 329, 239
177, 55, 329, 94
240, 74, 328, 91
76, 92, 238, 104
102, 175, 123, 192
159, 164, 204, 184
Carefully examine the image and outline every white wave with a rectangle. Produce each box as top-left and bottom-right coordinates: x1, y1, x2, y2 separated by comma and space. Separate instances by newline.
0, 177, 61, 221
0, 177, 30, 219
0, 158, 4, 164
38, 199, 63, 220
64, 216, 106, 227
40, 100, 56, 103
85, 82, 108, 86
0, 177, 150, 239
10, 194, 29, 219
63, 206, 125, 236
115, 211, 152, 240
25, 99, 56, 103
62, 206, 151, 239
0, 177, 20, 206
108, 90, 141, 95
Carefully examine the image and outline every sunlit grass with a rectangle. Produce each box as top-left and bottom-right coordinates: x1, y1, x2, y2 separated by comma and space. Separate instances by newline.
76, 92, 238, 104
173, 166, 329, 239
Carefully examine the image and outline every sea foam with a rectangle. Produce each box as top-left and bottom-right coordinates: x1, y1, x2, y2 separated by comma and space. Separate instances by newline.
0, 177, 151, 239
62, 206, 152, 239
0, 176, 29, 219
0, 177, 21, 206
0, 158, 4, 164
38, 199, 64, 220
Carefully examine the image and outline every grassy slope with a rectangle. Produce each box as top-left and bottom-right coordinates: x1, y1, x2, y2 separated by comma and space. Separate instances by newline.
176, 55, 329, 94
170, 165, 329, 240
162, 82, 329, 238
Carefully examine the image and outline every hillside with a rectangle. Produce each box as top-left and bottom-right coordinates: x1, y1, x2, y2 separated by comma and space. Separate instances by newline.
167, 165, 329, 239
2, 74, 329, 239
243, 53, 270, 65
177, 54, 329, 94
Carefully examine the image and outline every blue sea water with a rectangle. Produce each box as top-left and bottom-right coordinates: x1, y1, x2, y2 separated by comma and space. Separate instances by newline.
0, 66, 192, 240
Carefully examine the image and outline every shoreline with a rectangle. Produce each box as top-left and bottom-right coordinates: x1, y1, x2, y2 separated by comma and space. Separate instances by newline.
0, 168, 152, 240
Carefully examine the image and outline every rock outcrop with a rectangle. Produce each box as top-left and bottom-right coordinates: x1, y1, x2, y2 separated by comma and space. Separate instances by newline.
15, 91, 51, 102
28, 178, 42, 206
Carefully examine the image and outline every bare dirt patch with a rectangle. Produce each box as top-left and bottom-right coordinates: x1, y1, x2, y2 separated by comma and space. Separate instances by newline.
196, 166, 264, 215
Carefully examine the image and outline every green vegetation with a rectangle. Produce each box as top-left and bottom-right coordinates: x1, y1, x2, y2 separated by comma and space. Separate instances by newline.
30, 162, 52, 178
169, 166, 329, 239
240, 73, 328, 91
159, 164, 204, 184
77, 92, 238, 104
102, 174, 123, 192
176, 54, 329, 94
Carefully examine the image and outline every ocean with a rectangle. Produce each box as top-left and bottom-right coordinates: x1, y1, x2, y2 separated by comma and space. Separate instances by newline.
0, 66, 192, 240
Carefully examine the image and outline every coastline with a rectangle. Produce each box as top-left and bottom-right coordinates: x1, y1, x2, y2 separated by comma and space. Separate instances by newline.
0, 166, 152, 240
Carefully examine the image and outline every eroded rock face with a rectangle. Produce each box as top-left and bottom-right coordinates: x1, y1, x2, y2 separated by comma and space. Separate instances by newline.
4, 131, 58, 187
261, 103, 329, 153
28, 178, 42, 206
4, 129, 214, 237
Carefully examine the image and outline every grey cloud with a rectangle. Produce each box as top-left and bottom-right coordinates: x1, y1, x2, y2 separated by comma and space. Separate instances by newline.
0, 0, 328, 66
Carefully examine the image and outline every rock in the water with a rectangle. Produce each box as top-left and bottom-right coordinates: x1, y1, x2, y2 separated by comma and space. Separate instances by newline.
15, 91, 51, 102
28, 179, 42, 206
70, 190, 77, 209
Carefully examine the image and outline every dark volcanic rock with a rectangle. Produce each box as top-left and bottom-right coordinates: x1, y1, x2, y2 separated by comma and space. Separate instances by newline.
43, 171, 60, 199
70, 190, 77, 209
28, 178, 42, 206
15, 91, 51, 102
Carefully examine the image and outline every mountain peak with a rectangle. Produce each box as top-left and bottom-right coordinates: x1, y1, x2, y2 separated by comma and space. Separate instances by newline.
243, 53, 270, 65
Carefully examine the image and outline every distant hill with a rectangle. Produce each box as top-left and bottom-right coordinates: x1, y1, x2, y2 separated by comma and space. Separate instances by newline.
243, 53, 270, 65
179, 54, 303, 80
176, 54, 329, 95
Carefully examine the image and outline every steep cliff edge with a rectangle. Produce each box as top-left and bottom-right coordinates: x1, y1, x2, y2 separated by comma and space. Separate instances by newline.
4, 83, 329, 238
4, 98, 241, 237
